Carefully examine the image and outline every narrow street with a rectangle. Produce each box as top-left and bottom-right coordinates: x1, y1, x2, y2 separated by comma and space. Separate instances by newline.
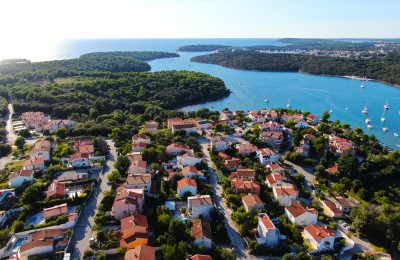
198, 137, 255, 260
5, 102, 17, 145
69, 139, 117, 260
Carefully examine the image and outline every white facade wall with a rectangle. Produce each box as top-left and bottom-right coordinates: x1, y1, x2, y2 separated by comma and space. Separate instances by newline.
257, 222, 279, 247
9, 176, 33, 188
193, 237, 212, 249
189, 204, 212, 219
70, 158, 90, 168
285, 210, 318, 226
303, 231, 335, 252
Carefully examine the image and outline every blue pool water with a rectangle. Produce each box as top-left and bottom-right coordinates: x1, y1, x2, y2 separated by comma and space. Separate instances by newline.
11, 237, 28, 251
181, 218, 189, 223
26, 216, 37, 226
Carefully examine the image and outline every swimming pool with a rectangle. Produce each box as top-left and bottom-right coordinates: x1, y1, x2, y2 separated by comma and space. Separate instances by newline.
181, 218, 189, 223
26, 216, 37, 226
11, 237, 28, 251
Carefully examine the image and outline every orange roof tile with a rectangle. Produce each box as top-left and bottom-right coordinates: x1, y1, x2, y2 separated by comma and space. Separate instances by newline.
191, 219, 212, 241
304, 224, 335, 242
285, 201, 318, 218
177, 178, 197, 189
125, 245, 155, 260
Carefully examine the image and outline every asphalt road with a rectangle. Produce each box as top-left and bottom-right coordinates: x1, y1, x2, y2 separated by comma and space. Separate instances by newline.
198, 137, 255, 260
69, 139, 117, 260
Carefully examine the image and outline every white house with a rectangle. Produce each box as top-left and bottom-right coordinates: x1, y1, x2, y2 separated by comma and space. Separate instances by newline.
9, 170, 34, 188
178, 153, 201, 167
30, 146, 50, 161
272, 186, 299, 206
177, 178, 197, 197
132, 134, 151, 145
256, 148, 280, 165
125, 174, 152, 193
18, 229, 64, 257
285, 201, 318, 226
295, 121, 309, 129
166, 143, 193, 156
187, 195, 213, 219
266, 172, 292, 188
68, 153, 90, 168
235, 143, 257, 156
128, 160, 147, 175
112, 189, 144, 220
303, 225, 335, 252
23, 158, 45, 171
211, 135, 229, 151
181, 166, 204, 180
192, 219, 213, 249
256, 213, 280, 247
242, 193, 264, 212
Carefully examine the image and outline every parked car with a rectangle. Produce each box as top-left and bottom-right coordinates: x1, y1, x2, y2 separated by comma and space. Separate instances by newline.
11, 156, 17, 160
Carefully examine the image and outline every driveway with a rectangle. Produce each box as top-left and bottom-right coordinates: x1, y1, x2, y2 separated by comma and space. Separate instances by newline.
68, 139, 117, 260
199, 137, 255, 260
283, 160, 315, 193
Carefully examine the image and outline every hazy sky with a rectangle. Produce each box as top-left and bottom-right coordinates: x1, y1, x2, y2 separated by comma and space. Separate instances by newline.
0, 0, 399, 59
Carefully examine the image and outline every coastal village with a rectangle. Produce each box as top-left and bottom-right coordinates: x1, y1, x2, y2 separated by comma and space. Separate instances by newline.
0, 107, 396, 260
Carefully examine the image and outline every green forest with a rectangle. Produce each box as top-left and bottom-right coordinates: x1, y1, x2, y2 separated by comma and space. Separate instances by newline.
191, 51, 400, 86
0, 52, 230, 118
80, 51, 179, 60
177, 44, 230, 52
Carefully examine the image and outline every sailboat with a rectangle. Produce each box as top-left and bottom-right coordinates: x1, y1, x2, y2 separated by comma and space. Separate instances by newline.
383, 127, 388, 132
362, 101, 368, 114
381, 111, 386, 122
360, 80, 365, 89
286, 98, 291, 108
365, 118, 371, 124
329, 108, 333, 114
265, 97, 269, 103
394, 133, 399, 137
384, 99, 389, 110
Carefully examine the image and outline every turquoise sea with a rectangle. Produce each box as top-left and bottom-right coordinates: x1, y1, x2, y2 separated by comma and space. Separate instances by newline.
30, 39, 400, 150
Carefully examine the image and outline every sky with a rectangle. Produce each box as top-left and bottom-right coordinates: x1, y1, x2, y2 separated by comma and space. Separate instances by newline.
0, 0, 399, 59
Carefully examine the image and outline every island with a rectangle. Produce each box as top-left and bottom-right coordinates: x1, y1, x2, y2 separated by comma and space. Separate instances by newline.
177, 44, 231, 52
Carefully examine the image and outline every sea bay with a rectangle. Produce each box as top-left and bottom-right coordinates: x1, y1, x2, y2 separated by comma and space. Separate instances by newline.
21, 39, 400, 150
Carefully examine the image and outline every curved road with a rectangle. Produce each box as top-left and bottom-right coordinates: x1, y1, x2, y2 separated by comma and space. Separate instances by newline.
198, 137, 255, 260
68, 139, 117, 260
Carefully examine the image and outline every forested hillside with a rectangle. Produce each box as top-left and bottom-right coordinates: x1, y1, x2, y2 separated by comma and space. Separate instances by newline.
191, 51, 400, 86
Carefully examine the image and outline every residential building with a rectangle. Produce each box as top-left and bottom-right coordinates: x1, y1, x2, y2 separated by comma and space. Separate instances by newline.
230, 168, 255, 180
235, 143, 257, 156
23, 158, 45, 171
20, 112, 49, 132
120, 214, 149, 249
178, 153, 201, 167
260, 132, 283, 148
78, 145, 94, 156
144, 121, 159, 133
73, 137, 93, 149
192, 219, 213, 249
128, 160, 147, 175
54, 170, 88, 183
125, 174, 152, 193
332, 196, 360, 214
181, 166, 204, 180
285, 201, 318, 226
18, 229, 64, 257
232, 179, 261, 195
223, 157, 242, 170
242, 193, 264, 212
0, 189, 18, 209
272, 186, 299, 206
166, 143, 193, 156
188, 255, 212, 260
259, 121, 283, 132
187, 195, 213, 218
256, 148, 280, 165
43, 203, 68, 219
47, 181, 66, 200
68, 153, 90, 168
303, 225, 335, 252
326, 165, 339, 175
132, 134, 151, 145
295, 121, 309, 129
31, 140, 51, 161
306, 114, 320, 124
112, 189, 145, 220
48, 119, 76, 132
8, 170, 34, 188
320, 199, 343, 218
211, 135, 229, 151
132, 142, 148, 153
266, 172, 292, 188
127, 152, 143, 161
177, 178, 197, 197
328, 135, 354, 156
256, 213, 280, 247
124, 245, 156, 260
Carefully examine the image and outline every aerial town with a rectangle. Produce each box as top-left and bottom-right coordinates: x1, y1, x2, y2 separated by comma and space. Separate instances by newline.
0, 106, 395, 260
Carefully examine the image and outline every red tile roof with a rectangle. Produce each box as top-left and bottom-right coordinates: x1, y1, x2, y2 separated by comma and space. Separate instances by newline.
242, 193, 264, 209
191, 219, 212, 241
125, 245, 155, 260
79, 145, 94, 154
24, 158, 45, 166
188, 195, 212, 207
285, 201, 318, 218
182, 166, 202, 176
304, 224, 335, 242
177, 178, 197, 189
130, 160, 147, 169
188, 255, 212, 260
43, 203, 68, 218
9, 169, 33, 179
274, 186, 298, 196
327, 166, 339, 174
230, 168, 255, 179
121, 214, 148, 232
47, 181, 65, 199
259, 213, 276, 230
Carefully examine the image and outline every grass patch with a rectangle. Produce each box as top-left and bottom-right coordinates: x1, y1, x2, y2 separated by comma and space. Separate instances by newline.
54, 77, 75, 85
347, 191, 368, 206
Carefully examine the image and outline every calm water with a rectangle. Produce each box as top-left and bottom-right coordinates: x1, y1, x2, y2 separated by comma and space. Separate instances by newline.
20, 39, 400, 150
